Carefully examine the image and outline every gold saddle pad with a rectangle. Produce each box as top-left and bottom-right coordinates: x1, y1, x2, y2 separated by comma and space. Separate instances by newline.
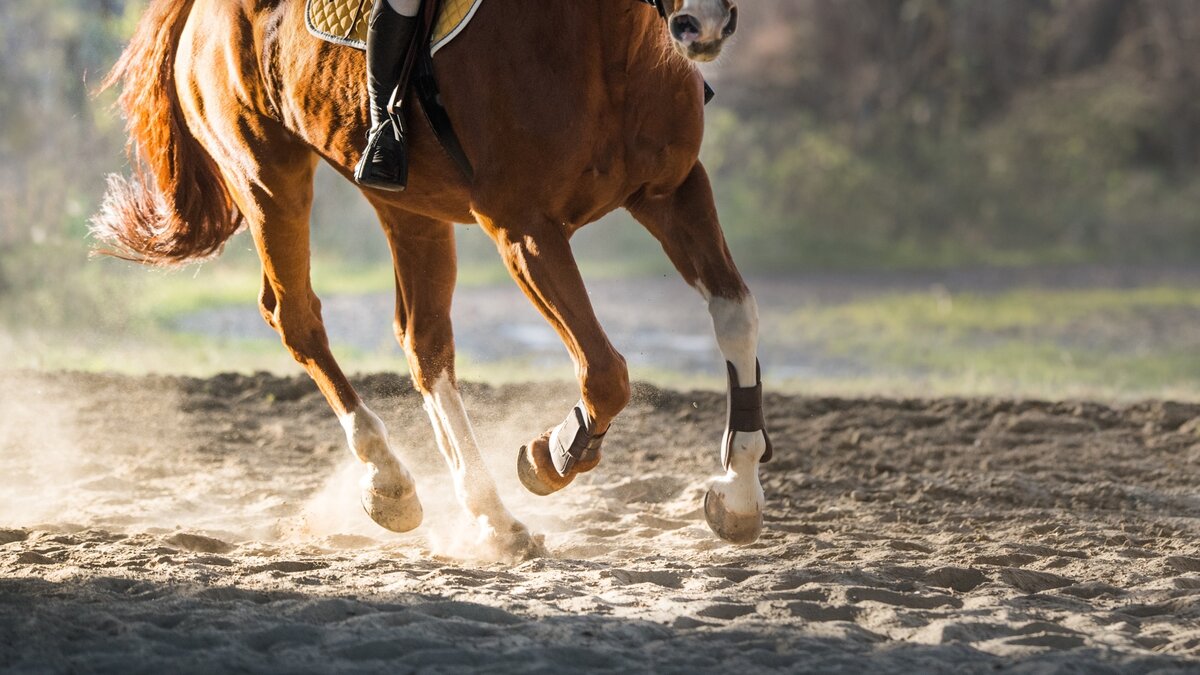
306, 0, 483, 54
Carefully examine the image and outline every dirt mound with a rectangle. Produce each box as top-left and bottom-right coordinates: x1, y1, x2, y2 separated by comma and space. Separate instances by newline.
1, 371, 1199, 672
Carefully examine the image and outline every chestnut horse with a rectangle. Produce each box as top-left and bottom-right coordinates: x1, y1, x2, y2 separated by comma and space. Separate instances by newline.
93, 0, 769, 558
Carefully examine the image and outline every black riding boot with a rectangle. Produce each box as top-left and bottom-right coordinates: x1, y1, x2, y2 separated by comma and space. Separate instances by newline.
354, 2, 417, 191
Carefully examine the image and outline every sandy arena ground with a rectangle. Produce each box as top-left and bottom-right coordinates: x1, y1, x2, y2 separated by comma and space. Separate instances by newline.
1, 371, 1199, 673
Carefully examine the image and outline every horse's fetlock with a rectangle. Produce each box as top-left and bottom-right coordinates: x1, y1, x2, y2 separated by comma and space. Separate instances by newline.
341, 407, 395, 467
729, 429, 768, 468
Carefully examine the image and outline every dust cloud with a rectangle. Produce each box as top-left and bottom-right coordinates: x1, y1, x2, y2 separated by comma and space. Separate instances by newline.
0, 378, 92, 527
0, 370, 599, 562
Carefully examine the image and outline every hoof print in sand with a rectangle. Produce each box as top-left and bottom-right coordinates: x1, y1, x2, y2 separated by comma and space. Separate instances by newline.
0, 530, 29, 546
997, 568, 1075, 593
924, 566, 989, 593
166, 533, 237, 555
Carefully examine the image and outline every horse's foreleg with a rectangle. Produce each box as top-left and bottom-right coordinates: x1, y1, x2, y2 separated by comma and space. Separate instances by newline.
376, 206, 542, 559
629, 163, 771, 545
476, 214, 631, 497
245, 147, 421, 534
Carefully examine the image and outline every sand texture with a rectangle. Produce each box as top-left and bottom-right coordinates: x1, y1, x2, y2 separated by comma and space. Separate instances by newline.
1, 371, 1199, 673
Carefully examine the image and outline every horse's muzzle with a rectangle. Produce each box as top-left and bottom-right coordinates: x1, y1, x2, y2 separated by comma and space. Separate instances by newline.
669, 5, 737, 63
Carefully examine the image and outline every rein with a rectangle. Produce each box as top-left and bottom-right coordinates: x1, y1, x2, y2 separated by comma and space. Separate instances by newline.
638, 0, 669, 20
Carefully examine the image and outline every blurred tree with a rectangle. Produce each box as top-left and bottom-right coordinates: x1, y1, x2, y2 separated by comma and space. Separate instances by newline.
717, 0, 1199, 162
0, 0, 1199, 296
705, 0, 1200, 267
0, 0, 134, 250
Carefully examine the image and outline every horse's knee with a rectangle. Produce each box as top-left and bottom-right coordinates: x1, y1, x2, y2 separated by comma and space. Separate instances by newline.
582, 351, 630, 424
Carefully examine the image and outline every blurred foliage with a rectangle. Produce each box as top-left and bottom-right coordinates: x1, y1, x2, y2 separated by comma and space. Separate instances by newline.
2, 0, 1200, 335
705, 0, 1200, 268
0, 0, 136, 328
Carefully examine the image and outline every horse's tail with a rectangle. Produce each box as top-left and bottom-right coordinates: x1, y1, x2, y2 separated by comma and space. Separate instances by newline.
91, 0, 242, 266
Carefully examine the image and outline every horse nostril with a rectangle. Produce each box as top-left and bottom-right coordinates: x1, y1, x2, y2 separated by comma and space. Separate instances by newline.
722, 6, 739, 38
670, 14, 702, 43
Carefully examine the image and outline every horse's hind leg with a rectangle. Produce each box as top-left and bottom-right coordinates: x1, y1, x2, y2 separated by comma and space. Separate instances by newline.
240, 138, 422, 533
628, 163, 771, 545
373, 203, 543, 559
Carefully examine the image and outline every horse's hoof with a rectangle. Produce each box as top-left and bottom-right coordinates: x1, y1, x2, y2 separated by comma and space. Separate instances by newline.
361, 485, 424, 533
483, 520, 548, 561
516, 434, 575, 496
704, 487, 763, 545
503, 526, 548, 561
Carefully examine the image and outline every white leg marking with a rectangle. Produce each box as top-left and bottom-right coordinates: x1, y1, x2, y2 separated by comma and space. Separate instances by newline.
340, 404, 423, 533
709, 294, 767, 507
710, 438, 767, 515
703, 289, 769, 542
709, 294, 761, 391
422, 374, 519, 534
339, 405, 413, 491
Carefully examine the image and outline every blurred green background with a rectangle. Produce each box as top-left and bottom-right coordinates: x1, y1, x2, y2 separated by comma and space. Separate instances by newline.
2, 0, 1199, 400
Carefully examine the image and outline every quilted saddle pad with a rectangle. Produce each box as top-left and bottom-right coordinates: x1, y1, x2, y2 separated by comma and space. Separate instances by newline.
306, 0, 483, 54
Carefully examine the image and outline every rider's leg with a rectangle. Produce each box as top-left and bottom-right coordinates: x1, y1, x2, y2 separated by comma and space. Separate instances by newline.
354, 0, 419, 191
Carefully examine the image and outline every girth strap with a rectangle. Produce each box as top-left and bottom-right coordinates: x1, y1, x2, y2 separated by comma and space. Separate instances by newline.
722, 360, 773, 471
637, 0, 669, 19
